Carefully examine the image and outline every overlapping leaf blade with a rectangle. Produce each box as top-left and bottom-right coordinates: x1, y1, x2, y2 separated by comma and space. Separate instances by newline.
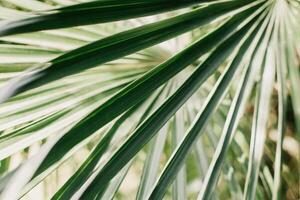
0, 0, 256, 103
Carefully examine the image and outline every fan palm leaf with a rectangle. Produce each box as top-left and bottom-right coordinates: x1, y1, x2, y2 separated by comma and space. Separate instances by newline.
0, 0, 299, 199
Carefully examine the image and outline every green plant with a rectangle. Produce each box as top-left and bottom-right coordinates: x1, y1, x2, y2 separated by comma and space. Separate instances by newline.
0, 0, 299, 199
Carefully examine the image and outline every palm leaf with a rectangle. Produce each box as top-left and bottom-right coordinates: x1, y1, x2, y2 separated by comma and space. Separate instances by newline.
0, 0, 299, 199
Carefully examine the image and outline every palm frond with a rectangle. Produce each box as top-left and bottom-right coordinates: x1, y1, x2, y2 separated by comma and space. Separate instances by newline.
0, 0, 299, 199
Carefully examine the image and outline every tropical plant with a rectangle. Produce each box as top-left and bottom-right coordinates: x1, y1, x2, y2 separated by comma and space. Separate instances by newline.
0, 0, 299, 199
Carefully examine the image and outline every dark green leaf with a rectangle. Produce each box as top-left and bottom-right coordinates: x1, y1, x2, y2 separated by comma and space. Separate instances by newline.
78, 8, 262, 199
0, 0, 258, 103
0, 0, 213, 36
